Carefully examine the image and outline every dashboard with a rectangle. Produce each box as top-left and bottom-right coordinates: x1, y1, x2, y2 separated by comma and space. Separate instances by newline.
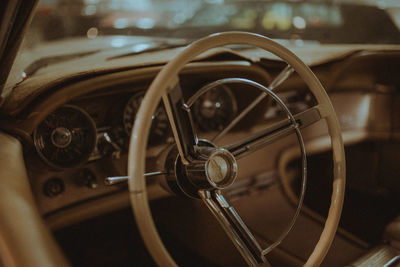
19, 50, 396, 221
3, 48, 398, 231
23, 61, 298, 218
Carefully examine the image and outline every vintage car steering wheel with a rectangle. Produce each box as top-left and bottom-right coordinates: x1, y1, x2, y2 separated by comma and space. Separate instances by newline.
128, 32, 345, 267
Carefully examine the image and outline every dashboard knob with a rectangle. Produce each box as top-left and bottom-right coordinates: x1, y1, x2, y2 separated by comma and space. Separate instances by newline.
43, 177, 65, 197
76, 169, 98, 189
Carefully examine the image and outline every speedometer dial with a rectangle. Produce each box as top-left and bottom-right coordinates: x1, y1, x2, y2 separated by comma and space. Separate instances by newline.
33, 105, 97, 169
123, 91, 169, 143
123, 91, 142, 135
193, 86, 238, 131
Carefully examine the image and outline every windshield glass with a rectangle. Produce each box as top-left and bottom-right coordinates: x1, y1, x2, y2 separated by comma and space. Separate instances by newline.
26, 0, 400, 45
6, 0, 400, 90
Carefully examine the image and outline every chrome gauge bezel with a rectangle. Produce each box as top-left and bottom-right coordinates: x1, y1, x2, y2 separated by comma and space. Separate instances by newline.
192, 85, 238, 132
122, 90, 170, 144
122, 91, 144, 135
33, 104, 97, 169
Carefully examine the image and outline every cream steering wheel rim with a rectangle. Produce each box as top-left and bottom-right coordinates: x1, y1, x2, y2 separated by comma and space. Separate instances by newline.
128, 32, 346, 267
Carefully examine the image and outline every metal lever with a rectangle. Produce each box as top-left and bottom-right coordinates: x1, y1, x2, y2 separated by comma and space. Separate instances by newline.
104, 171, 166, 185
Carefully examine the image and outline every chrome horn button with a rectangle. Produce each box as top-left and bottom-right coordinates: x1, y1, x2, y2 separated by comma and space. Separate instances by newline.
207, 155, 228, 183
168, 144, 239, 197
205, 148, 237, 189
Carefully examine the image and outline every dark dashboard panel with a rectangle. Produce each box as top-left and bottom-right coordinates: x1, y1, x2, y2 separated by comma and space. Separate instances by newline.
22, 59, 322, 218
26, 62, 277, 216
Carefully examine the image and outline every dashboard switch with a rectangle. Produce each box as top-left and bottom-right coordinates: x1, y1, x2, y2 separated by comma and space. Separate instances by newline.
76, 169, 98, 189
43, 178, 65, 197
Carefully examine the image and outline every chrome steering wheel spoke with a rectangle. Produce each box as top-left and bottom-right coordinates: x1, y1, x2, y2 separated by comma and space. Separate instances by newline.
199, 190, 268, 266
227, 106, 322, 159
162, 81, 198, 165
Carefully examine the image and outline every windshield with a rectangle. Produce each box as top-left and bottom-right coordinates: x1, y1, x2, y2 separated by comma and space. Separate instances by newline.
26, 0, 400, 45
5, 0, 400, 90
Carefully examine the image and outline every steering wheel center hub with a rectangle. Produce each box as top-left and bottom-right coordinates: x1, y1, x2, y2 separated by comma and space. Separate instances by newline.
163, 143, 238, 199
205, 149, 237, 189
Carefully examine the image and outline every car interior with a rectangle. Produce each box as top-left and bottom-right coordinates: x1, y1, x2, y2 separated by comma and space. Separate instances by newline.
1, 0, 400, 266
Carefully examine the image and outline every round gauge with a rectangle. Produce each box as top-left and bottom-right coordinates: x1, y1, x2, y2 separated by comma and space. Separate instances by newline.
34, 105, 97, 169
193, 86, 238, 131
123, 91, 169, 143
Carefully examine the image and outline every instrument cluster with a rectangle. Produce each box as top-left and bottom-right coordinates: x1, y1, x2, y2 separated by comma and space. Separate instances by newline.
32, 84, 239, 169
122, 91, 170, 143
